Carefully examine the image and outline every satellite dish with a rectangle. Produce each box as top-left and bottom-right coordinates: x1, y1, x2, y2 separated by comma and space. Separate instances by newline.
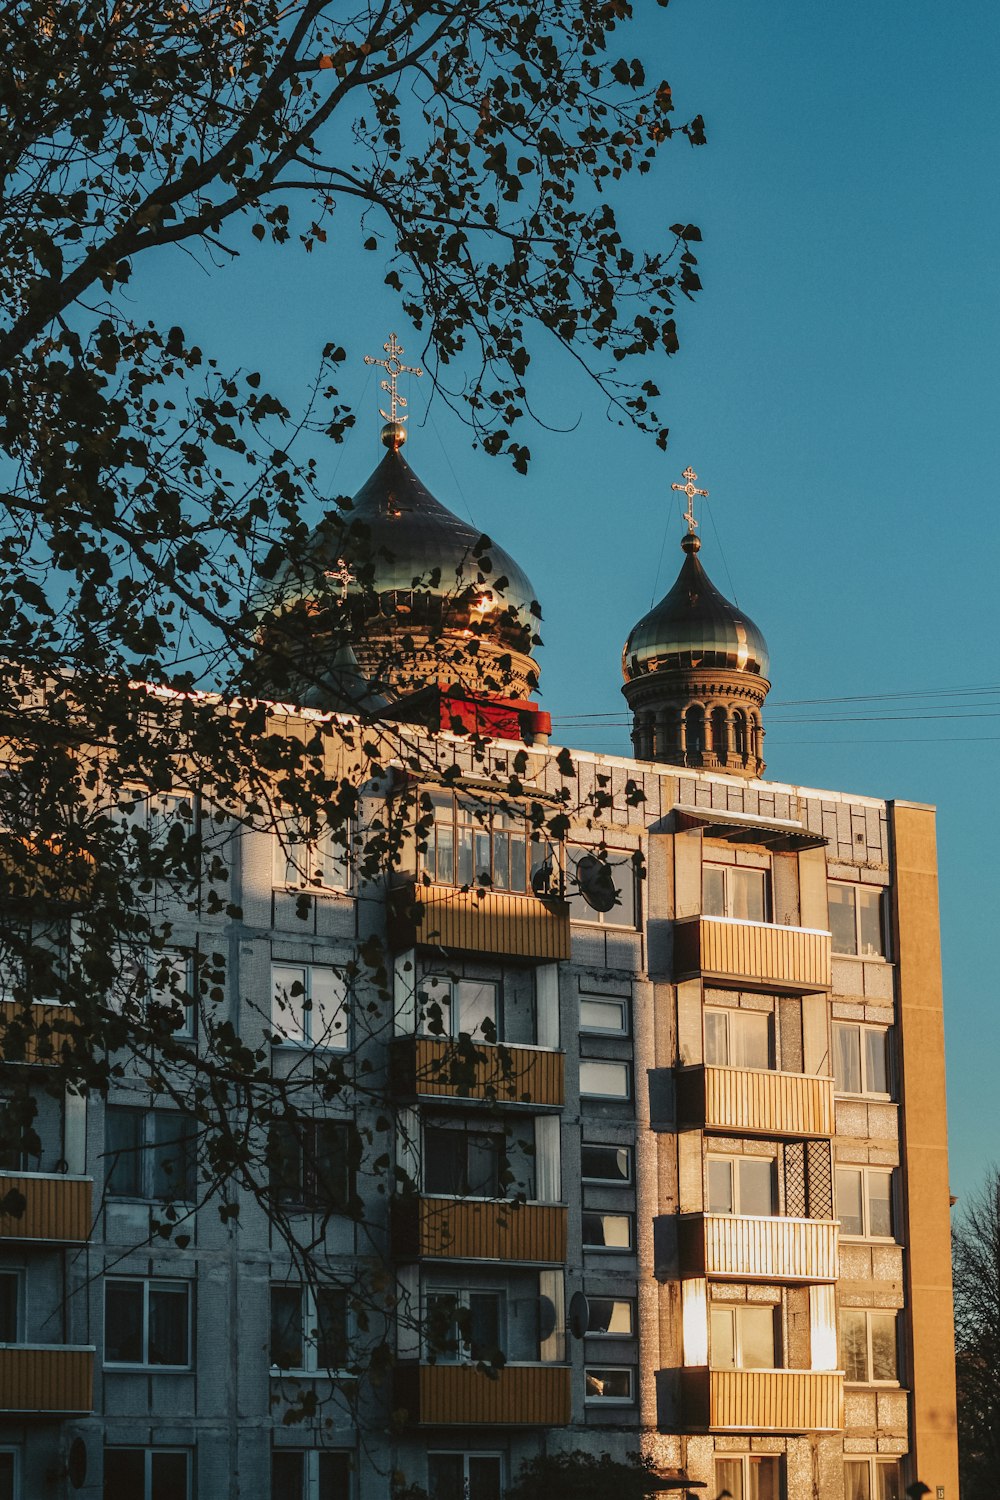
538, 1295, 557, 1341
568, 1290, 590, 1340
68, 1438, 87, 1489
574, 854, 618, 913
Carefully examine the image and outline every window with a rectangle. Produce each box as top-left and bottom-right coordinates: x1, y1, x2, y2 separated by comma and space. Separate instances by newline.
422, 789, 556, 895
272, 1450, 352, 1500
417, 976, 498, 1042
425, 1289, 504, 1362
584, 1365, 634, 1402
0, 1453, 14, 1500
581, 1144, 632, 1184
567, 847, 638, 927
708, 1156, 777, 1217
586, 1297, 634, 1335
705, 1008, 771, 1069
272, 964, 349, 1049
582, 1211, 633, 1251
715, 1456, 783, 1500
428, 1454, 502, 1500
105, 1107, 196, 1202
424, 1121, 507, 1199
579, 994, 629, 1034
270, 1284, 349, 1372
710, 1304, 777, 1369
828, 883, 885, 957
579, 1060, 630, 1098
704, 863, 769, 922
115, 949, 197, 1040
104, 1279, 191, 1368
833, 1023, 891, 1097
840, 1309, 898, 1383
274, 817, 350, 893
844, 1461, 901, 1500
104, 1449, 190, 1500
268, 1120, 355, 1213
0, 1274, 21, 1342
836, 1167, 894, 1239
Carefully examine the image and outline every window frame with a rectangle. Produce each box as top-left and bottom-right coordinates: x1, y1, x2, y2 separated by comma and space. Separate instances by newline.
707, 1154, 778, 1217
835, 1166, 895, 1241
581, 1210, 634, 1253
270, 1449, 353, 1500
421, 789, 558, 897
427, 1451, 504, 1500
104, 1105, 197, 1204
578, 994, 629, 1035
271, 962, 350, 1051
269, 1282, 350, 1376
585, 1295, 635, 1336
424, 1286, 506, 1364
416, 974, 500, 1043
103, 1277, 192, 1371
580, 1143, 633, 1185
839, 1307, 899, 1385
273, 815, 351, 895
584, 1364, 635, 1403
566, 845, 640, 929
703, 861, 771, 923
827, 881, 887, 959
844, 1459, 902, 1500
710, 1302, 779, 1371
422, 1118, 511, 1201
579, 1059, 631, 1100
268, 1119, 356, 1215
103, 1448, 192, 1500
704, 1006, 772, 1070
832, 1022, 892, 1099
715, 1454, 784, 1500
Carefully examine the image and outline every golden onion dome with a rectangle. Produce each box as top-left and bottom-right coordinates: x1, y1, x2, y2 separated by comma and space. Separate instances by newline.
622, 533, 770, 683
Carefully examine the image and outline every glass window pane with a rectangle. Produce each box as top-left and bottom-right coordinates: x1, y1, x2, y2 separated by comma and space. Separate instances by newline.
751, 1458, 781, 1500
311, 968, 348, 1049
467, 1292, 502, 1360
865, 1029, 889, 1095
837, 1169, 864, 1236
731, 1011, 770, 1069
834, 1025, 862, 1094
106, 1108, 143, 1198
104, 1450, 145, 1497
0, 1276, 17, 1342
456, 826, 474, 886
731, 868, 766, 922
704, 1010, 728, 1065
467, 1457, 503, 1500
316, 1289, 348, 1369
739, 1306, 775, 1368
424, 1127, 466, 1195
418, 977, 453, 1038
876, 1465, 901, 1500
148, 1283, 189, 1367
581, 1145, 631, 1182
868, 1174, 893, 1238
582, 1212, 631, 1249
271, 1287, 303, 1369
579, 1060, 629, 1097
466, 1133, 502, 1198
840, 1309, 868, 1382
579, 997, 627, 1033
318, 1453, 352, 1500
605, 859, 637, 927
704, 867, 726, 916
150, 1451, 188, 1500
845, 1463, 871, 1500
587, 1298, 633, 1334
457, 981, 497, 1041
710, 1307, 736, 1369
272, 965, 307, 1043
272, 1451, 305, 1500
858, 888, 884, 957
829, 885, 858, 955
435, 823, 454, 885
715, 1459, 743, 1500
870, 1313, 897, 1380
739, 1158, 775, 1216
315, 1121, 352, 1210
584, 1366, 632, 1399
428, 1455, 465, 1500
708, 1159, 735, 1214
151, 1112, 194, 1202
105, 1281, 144, 1364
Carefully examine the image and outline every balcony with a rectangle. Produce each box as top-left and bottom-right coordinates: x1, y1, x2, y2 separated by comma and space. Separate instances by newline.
393, 1196, 567, 1264
389, 881, 571, 961
0, 1002, 77, 1067
395, 1362, 570, 1426
0, 1346, 94, 1414
673, 917, 831, 993
679, 1214, 839, 1282
391, 1037, 564, 1107
677, 1065, 834, 1137
0, 1173, 91, 1244
680, 1367, 844, 1432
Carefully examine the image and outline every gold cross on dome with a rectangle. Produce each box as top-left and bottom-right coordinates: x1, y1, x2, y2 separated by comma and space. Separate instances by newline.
324, 558, 354, 601
363, 332, 423, 425
671, 465, 710, 533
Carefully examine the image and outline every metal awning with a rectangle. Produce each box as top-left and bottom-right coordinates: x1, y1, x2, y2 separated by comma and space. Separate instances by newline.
673, 805, 827, 852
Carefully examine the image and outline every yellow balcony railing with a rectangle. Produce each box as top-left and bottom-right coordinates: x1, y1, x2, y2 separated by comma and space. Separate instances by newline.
393, 1196, 567, 1264
677, 1065, 834, 1137
395, 1362, 571, 1426
0, 1174, 91, 1243
679, 1214, 839, 1282
391, 1036, 564, 1107
673, 917, 831, 993
0, 1002, 77, 1067
389, 882, 571, 961
0, 1346, 94, 1413
681, 1367, 844, 1432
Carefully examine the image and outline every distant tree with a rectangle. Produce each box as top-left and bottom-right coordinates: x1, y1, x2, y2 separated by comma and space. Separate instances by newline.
952, 1166, 1000, 1498
506, 1451, 673, 1500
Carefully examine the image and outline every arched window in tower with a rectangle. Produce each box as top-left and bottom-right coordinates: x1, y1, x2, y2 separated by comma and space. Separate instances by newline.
686, 705, 706, 756
733, 709, 748, 759
711, 707, 728, 761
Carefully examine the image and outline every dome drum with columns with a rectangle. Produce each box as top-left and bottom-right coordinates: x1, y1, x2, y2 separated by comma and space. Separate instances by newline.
621, 471, 771, 780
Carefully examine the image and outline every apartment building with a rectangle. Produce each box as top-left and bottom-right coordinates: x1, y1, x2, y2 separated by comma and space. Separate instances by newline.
0, 421, 958, 1500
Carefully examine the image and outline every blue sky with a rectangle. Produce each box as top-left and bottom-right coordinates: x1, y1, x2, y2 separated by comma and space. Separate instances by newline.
126, 1, 999, 1200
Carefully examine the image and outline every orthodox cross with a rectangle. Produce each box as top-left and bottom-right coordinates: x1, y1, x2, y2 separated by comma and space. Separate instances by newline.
325, 558, 354, 600
363, 332, 423, 425
671, 465, 709, 533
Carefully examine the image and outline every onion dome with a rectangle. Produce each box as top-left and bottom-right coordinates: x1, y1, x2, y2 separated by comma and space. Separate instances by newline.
621, 469, 771, 778
252, 426, 542, 709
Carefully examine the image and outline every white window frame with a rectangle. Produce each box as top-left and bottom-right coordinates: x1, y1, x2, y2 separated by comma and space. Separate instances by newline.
827, 881, 887, 958
581, 1210, 633, 1252
423, 1286, 506, 1363
269, 1282, 350, 1375
704, 1006, 772, 1070
579, 1060, 630, 1099
585, 1296, 635, 1336
102, 1449, 191, 1500
835, 1166, 895, 1240
103, 1278, 192, 1370
416, 974, 499, 1043
271, 962, 350, 1050
567, 846, 640, 929
580, 1143, 633, 1185
707, 1154, 777, 1217
104, 1105, 195, 1203
839, 1307, 899, 1385
271, 1449, 353, 1500
844, 1458, 903, 1500
578, 994, 629, 1035
710, 1302, 778, 1371
832, 1022, 892, 1099
274, 817, 351, 894
427, 1451, 504, 1500
703, 861, 771, 922
715, 1454, 784, 1500
584, 1364, 635, 1403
